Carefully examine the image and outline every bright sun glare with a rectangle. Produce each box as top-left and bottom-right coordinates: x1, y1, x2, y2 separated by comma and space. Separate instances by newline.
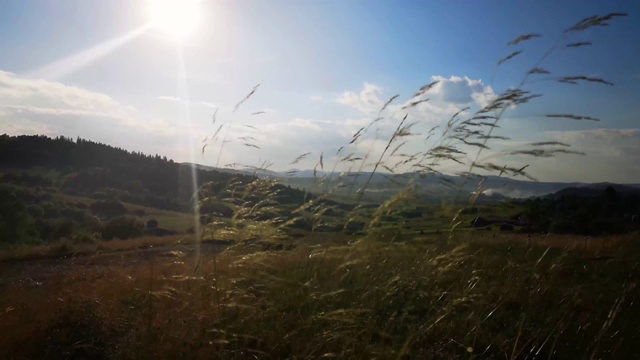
148, 0, 201, 39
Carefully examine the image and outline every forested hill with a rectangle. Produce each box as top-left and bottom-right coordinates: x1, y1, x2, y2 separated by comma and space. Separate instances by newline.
0, 135, 308, 211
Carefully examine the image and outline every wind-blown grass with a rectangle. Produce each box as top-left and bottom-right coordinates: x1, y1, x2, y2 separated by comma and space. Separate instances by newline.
198, 12, 628, 244
1, 12, 634, 360
2, 233, 638, 359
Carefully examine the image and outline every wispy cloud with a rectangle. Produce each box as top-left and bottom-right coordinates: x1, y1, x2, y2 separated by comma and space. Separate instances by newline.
530, 128, 640, 182
197, 101, 219, 108
158, 96, 186, 104
547, 128, 640, 143
0, 104, 129, 119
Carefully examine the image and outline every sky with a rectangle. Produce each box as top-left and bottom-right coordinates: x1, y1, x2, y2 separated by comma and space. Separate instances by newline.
0, 0, 639, 183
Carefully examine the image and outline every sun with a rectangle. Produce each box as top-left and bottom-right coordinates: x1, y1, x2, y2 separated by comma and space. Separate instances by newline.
147, 0, 201, 40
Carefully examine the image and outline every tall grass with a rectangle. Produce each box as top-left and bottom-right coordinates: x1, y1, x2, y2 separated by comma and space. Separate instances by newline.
200, 12, 628, 242
2, 233, 638, 359
1, 12, 635, 360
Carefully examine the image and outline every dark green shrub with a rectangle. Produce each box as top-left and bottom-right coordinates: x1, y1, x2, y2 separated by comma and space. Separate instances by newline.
41, 202, 61, 218
146, 219, 158, 229
0, 186, 39, 245
52, 220, 77, 240
102, 216, 144, 240
27, 204, 44, 218
61, 206, 87, 223
89, 200, 127, 219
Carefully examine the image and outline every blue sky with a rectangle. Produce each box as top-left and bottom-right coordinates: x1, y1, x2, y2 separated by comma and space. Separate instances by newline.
1, 0, 639, 182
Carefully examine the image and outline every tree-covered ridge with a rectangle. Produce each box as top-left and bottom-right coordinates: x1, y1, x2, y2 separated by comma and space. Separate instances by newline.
521, 185, 640, 235
0, 134, 316, 245
0, 134, 171, 169
0, 134, 308, 211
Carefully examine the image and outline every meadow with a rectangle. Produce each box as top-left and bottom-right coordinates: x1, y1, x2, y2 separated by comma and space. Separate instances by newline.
1, 11, 637, 360
1, 231, 638, 359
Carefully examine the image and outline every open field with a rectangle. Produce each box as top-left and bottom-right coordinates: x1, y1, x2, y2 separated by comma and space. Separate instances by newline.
54, 193, 197, 233
1, 232, 638, 359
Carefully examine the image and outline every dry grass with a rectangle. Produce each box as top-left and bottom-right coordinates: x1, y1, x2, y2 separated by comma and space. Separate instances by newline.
0, 234, 196, 262
1, 233, 638, 359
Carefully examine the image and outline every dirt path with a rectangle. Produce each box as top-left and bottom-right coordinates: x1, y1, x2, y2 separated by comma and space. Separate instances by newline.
0, 241, 231, 290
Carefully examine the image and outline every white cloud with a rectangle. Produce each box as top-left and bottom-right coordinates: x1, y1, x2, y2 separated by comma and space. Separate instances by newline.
336, 82, 385, 114
0, 70, 181, 153
330, 77, 500, 174
0, 70, 118, 112
428, 75, 495, 107
336, 76, 495, 126
310, 95, 323, 102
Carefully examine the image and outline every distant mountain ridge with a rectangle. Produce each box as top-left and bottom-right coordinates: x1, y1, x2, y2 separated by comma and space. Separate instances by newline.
183, 162, 640, 201
3, 134, 638, 206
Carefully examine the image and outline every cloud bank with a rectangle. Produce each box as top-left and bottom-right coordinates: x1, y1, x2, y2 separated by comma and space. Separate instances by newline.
0, 70, 178, 154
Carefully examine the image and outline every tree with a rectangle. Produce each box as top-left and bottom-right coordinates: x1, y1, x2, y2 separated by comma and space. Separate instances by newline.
0, 187, 39, 244
89, 200, 127, 219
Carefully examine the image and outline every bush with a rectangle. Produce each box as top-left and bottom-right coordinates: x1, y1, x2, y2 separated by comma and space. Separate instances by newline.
51, 220, 77, 240
27, 204, 44, 219
61, 206, 87, 223
71, 231, 100, 244
146, 219, 158, 229
41, 202, 61, 218
102, 216, 144, 240
89, 200, 127, 219
0, 187, 39, 245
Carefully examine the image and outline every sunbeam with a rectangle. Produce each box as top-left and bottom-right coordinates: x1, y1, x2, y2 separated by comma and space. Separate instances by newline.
176, 43, 202, 263
24, 25, 151, 80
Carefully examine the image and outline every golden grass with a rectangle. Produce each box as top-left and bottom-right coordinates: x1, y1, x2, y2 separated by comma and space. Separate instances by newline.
1, 233, 638, 359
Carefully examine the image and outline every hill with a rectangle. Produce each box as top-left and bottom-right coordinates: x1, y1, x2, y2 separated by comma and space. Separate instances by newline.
517, 184, 640, 235
0, 134, 313, 245
0, 134, 308, 212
